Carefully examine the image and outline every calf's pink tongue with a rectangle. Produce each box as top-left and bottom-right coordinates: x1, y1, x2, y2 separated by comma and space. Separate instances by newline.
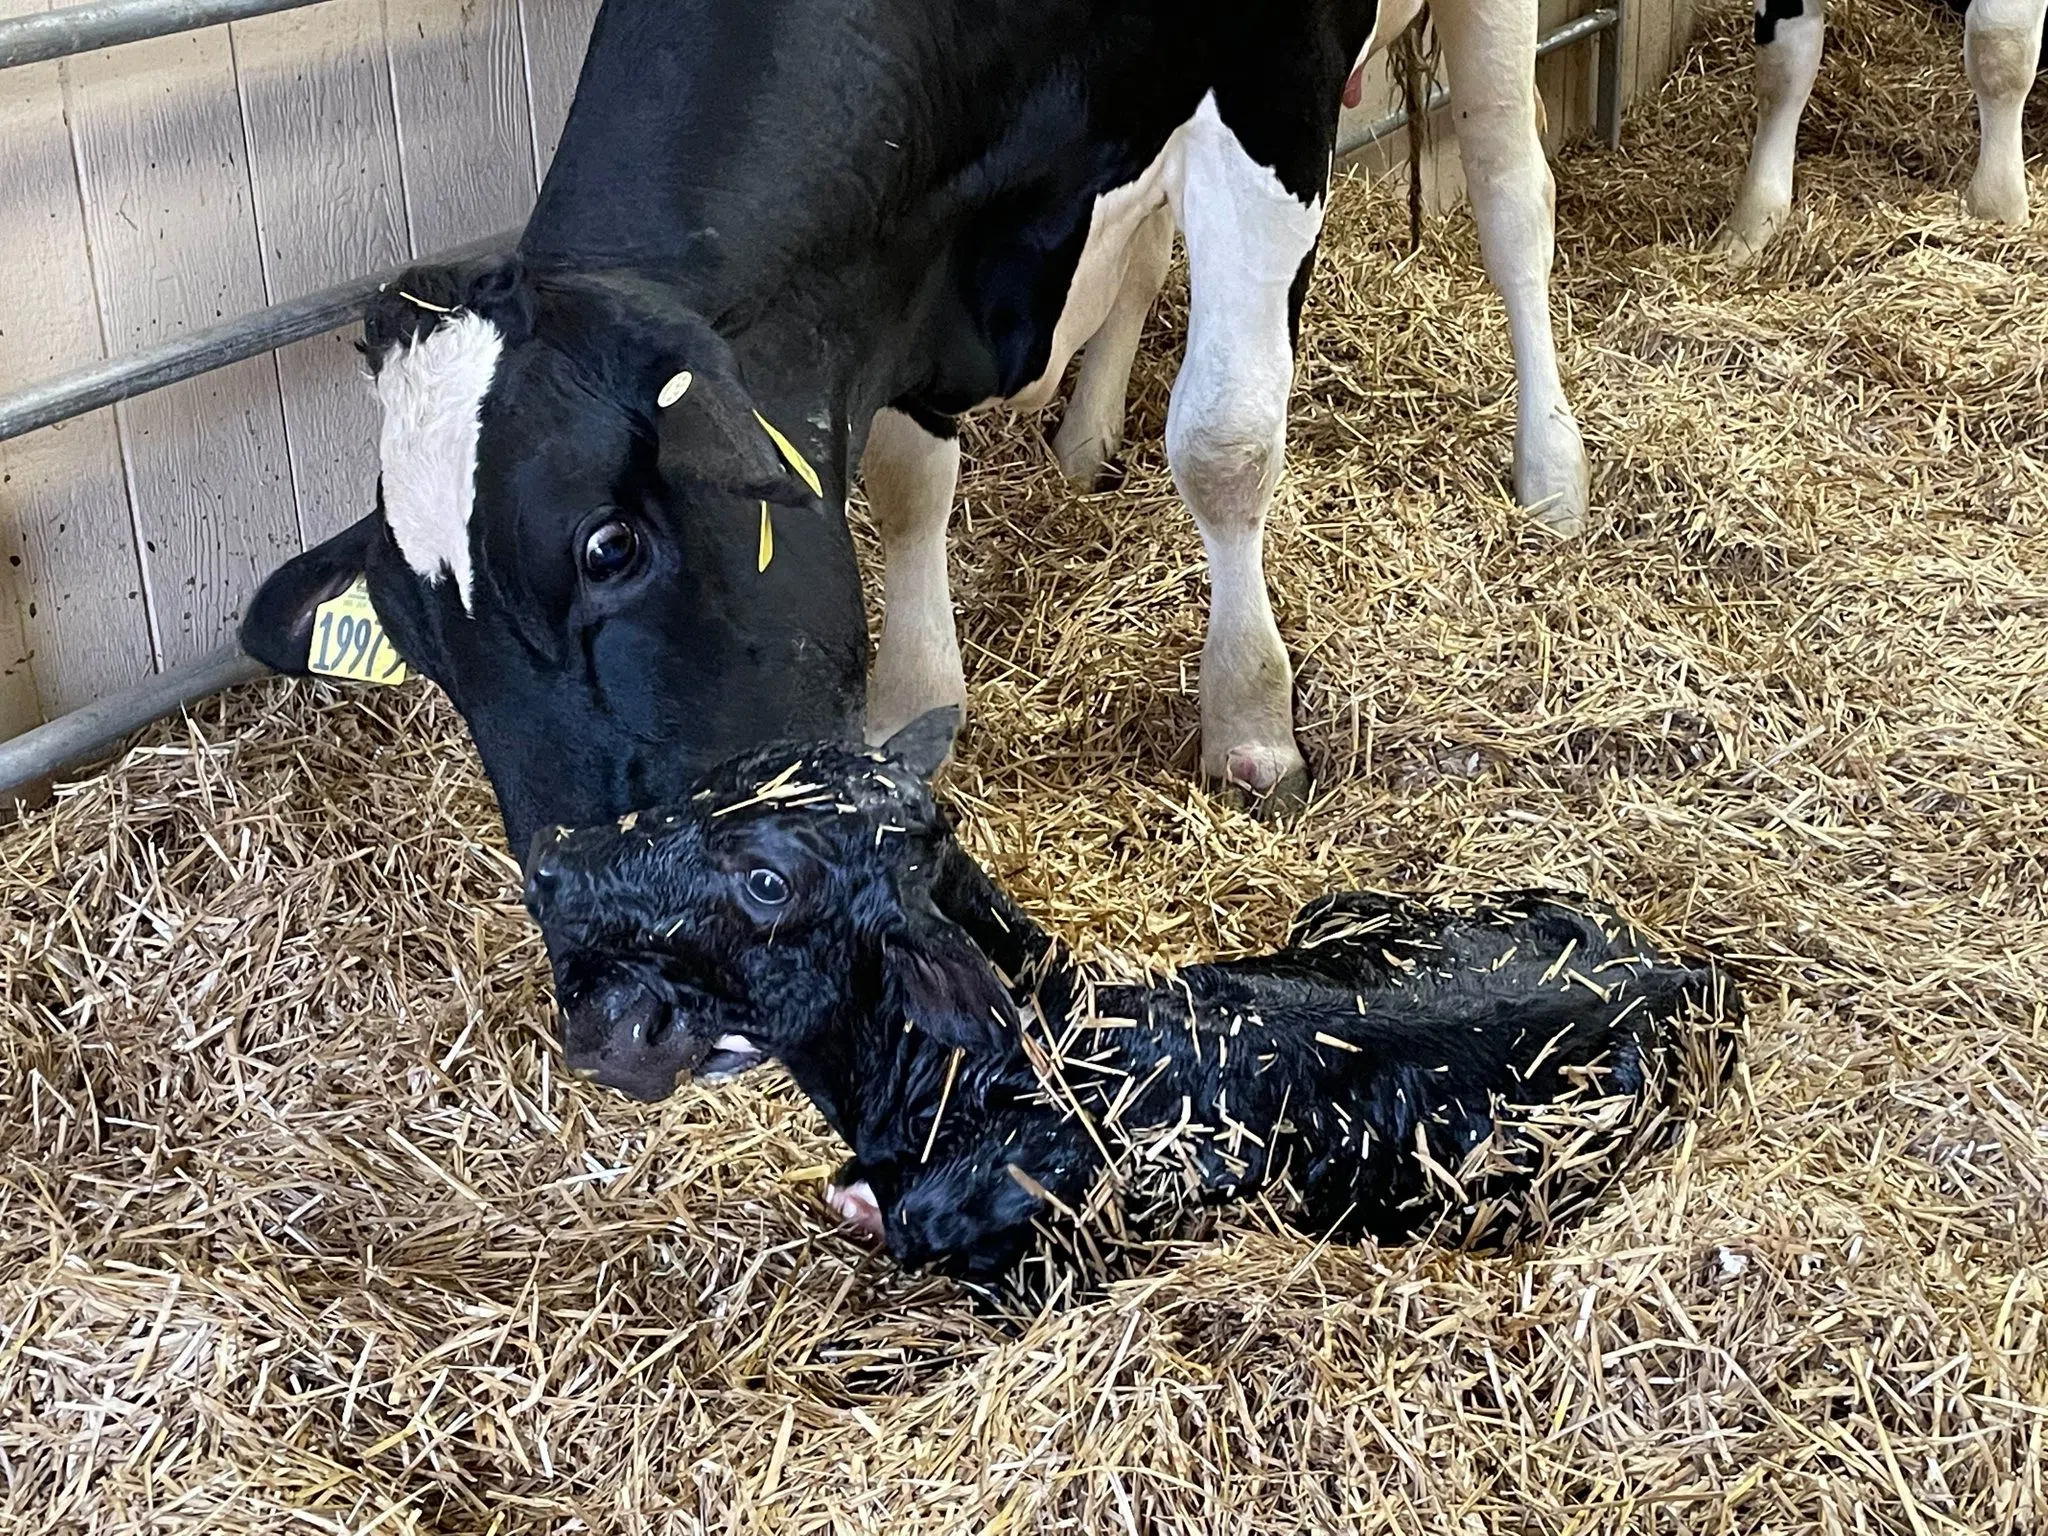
1343, 65, 1365, 110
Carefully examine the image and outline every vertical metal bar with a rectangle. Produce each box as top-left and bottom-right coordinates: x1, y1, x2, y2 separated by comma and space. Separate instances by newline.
1597, 0, 1627, 150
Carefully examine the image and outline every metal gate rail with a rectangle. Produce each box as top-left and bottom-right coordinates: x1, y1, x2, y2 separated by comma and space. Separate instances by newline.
0, 0, 332, 70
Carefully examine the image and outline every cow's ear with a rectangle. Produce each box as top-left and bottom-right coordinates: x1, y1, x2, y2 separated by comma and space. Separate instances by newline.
883, 899, 1016, 1055
881, 706, 961, 782
363, 257, 534, 363
652, 358, 818, 508
240, 514, 379, 673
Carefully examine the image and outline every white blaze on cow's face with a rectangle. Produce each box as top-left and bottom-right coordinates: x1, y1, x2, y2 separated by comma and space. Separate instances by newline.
374, 311, 505, 614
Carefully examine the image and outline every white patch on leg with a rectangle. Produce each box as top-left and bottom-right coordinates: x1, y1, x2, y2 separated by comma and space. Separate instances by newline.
861, 408, 966, 744
1163, 93, 1322, 798
374, 311, 504, 613
1434, 0, 1590, 534
1964, 0, 2046, 224
1713, 0, 1826, 264
826, 1178, 884, 1240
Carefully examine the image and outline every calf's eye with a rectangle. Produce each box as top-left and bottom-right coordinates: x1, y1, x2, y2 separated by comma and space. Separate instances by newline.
581, 519, 640, 581
745, 868, 790, 907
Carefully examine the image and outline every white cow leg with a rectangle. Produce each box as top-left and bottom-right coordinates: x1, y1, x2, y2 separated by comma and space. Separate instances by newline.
1435, 0, 1590, 536
861, 406, 966, 745
1714, 0, 1826, 264
1965, 0, 2046, 223
1054, 206, 1175, 488
1167, 98, 1319, 809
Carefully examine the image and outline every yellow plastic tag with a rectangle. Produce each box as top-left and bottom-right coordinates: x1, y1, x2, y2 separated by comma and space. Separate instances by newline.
758, 502, 774, 572
309, 576, 409, 685
753, 412, 823, 499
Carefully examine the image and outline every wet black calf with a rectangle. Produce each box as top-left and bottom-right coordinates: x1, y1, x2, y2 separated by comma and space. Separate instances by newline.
528, 711, 1740, 1295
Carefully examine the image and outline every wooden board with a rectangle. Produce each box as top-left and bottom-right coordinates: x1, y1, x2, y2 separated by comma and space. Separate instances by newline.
232, 0, 409, 546
0, 0, 154, 729
385, 0, 538, 255
65, 27, 302, 669
518, 0, 603, 183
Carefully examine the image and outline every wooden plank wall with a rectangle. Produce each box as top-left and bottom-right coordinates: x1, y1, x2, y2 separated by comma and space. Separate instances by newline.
0, 0, 604, 744
1, 0, 1691, 747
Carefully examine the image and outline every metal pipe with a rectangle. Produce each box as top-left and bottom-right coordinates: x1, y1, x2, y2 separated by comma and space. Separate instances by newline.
0, 0, 330, 70
1337, 6, 1622, 160
0, 229, 517, 444
0, 645, 271, 799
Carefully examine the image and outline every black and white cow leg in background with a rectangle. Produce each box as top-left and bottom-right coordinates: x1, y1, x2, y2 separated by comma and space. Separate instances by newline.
1714, 0, 1829, 263
1051, 207, 1176, 489
1436, 0, 1591, 537
1965, 0, 2048, 223
1717, 0, 2045, 265
861, 407, 967, 748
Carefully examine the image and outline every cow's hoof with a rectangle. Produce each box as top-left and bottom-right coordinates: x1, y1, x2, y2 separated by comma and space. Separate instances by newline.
1052, 422, 1126, 491
1208, 745, 1311, 820
1964, 171, 2028, 226
1708, 206, 1785, 267
1515, 420, 1590, 540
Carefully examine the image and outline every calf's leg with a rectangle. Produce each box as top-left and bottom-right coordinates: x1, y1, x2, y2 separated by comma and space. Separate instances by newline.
1054, 206, 1175, 489
1166, 96, 1321, 807
1964, 0, 2046, 223
1432, 0, 1590, 536
1714, 0, 1827, 264
862, 407, 967, 744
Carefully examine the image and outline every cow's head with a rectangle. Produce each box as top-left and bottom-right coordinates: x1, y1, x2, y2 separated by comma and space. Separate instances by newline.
241, 258, 867, 852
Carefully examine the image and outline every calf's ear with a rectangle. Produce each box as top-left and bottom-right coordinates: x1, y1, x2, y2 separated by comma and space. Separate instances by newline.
880, 706, 961, 781
240, 514, 379, 673
884, 899, 1016, 1054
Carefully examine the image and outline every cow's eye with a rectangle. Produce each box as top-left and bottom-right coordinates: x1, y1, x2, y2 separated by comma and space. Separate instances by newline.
744, 868, 790, 908
581, 519, 640, 581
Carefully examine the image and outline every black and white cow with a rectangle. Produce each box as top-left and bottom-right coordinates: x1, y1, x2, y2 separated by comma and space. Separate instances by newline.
1716, 0, 2046, 262
242, 0, 1587, 859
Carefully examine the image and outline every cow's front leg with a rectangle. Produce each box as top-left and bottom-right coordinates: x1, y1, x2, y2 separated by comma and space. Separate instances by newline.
862, 407, 966, 745
1713, 0, 1826, 264
1434, 0, 1590, 536
1053, 206, 1175, 488
1167, 98, 1318, 810
1964, 0, 2046, 223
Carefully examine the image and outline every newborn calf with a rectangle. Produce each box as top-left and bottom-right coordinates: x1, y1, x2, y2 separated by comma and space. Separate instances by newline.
527, 710, 1739, 1295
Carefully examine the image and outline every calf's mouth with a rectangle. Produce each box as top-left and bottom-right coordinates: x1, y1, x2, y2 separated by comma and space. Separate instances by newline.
556, 958, 766, 1101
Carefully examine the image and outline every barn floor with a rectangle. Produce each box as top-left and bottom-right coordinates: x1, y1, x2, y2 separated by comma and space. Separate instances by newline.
5, 1, 2047, 1531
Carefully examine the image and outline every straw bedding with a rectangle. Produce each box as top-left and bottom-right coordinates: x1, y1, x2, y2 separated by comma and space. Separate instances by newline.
3, 0, 2045, 1529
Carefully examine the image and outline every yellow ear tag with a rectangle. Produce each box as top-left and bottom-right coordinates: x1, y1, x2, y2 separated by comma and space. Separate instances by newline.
758, 502, 774, 572
657, 371, 693, 408
752, 412, 823, 498
309, 576, 409, 685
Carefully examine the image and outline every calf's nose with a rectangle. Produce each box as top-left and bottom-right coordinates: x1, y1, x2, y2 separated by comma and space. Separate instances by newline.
563, 975, 712, 1103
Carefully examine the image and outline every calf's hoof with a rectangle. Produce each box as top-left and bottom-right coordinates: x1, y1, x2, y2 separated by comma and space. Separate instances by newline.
826, 1179, 885, 1241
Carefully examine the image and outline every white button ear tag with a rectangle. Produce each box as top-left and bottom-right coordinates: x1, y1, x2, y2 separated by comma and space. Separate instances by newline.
657, 371, 694, 408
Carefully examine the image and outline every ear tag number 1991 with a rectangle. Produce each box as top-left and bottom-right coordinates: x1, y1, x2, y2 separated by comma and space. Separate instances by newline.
309, 577, 409, 686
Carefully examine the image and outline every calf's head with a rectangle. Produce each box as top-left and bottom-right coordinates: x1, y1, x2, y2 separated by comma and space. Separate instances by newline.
240, 258, 866, 852
523, 708, 1014, 1103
